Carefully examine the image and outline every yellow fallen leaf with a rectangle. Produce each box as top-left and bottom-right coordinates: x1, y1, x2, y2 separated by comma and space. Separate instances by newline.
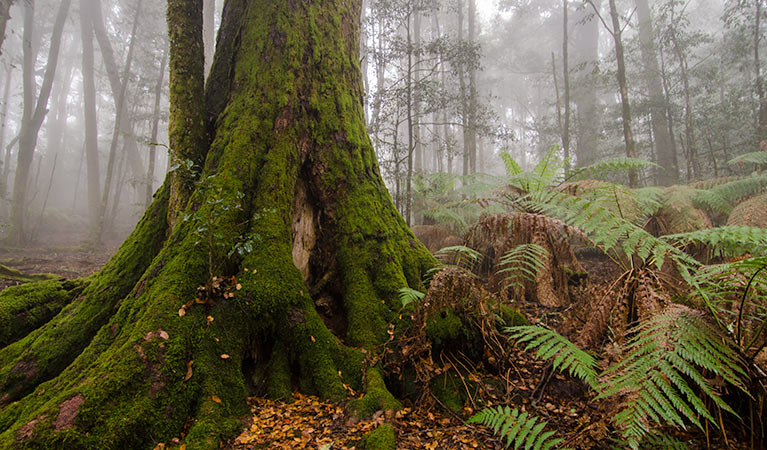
184, 360, 194, 381
220, 354, 230, 359
310, 336, 316, 343
207, 315, 214, 323
178, 307, 186, 317
236, 283, 242, 290
158, 330, 169, 340
211, 395, 221, 404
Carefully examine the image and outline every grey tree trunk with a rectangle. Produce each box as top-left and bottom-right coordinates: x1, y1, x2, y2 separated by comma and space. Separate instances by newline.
8, 0, 71, 243
203, 0, 215, 77
635, 0, 678, 185
562, 0, 571, 173
573, 0, 600, 168
0, 0, 13, 55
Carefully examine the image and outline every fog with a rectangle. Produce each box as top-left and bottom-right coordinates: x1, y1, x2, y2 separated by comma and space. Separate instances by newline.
0, 0, 763, 245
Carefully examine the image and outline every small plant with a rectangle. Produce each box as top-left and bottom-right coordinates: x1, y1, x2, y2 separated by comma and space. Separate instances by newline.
468, 405, 571, 450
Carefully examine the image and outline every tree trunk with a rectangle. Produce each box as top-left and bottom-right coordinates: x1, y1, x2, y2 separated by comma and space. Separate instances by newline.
562, 0, 571, 174
467, 0, 478, 174
635, 0, 678, 185
8, 0, 71, 243
607, 0, 638, 187
203, 0, 216, 77
573, 0, 600, 168
0, 64, 11, 204
0, 1, 433, 448
146, 46, 169, 208
80, 0, 101, 236
754, 0, 767, 148
0, 0, 13, 55
92, 0, 143, 244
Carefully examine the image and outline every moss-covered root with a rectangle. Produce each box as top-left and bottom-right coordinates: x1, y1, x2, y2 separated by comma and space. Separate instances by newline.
0, 185, 169, 405
349, 367, 401, 419
0, 280, 86, 347
360, 423, 396, 450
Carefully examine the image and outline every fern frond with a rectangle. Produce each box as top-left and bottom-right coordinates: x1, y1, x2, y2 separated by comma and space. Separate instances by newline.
505, 326, 599, 390
728, 151, 767, 166
434, 245, 483, 273
693, 174, 767, 216
398, 288, 425, 308
468, 405, 571, 450
501, 151, 524, 177
599, 306, 749, 449
567, 157, 659, 182
497, 244, 549, 291
531, 145, 566, 190
664, 226, 767, 258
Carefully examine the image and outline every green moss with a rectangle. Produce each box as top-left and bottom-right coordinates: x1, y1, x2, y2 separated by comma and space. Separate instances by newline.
0, 279, 85, 346
265, 342, 292, 400
425, 308, 483, 360
430, 371, 473, 414
499, 305, 530, 327
349, 367, 401, 419
0, 265, 61, 282
360, 423, 396, 450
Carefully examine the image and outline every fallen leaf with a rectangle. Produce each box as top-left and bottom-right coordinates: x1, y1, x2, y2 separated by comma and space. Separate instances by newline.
211, 395, 222, 404
158, 330, 169, 340
184, 360, 194, 381
236, 283, 242, 290
207, 315, 214, 323
220, 354, 230, 359
310, 336, 316, 343
178, 307, 186, 317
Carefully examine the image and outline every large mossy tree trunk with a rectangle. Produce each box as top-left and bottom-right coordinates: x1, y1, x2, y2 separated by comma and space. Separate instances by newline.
0, 0, 433, 448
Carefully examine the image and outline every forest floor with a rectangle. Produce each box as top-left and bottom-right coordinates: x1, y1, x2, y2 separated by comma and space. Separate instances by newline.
0, 239, 751, 450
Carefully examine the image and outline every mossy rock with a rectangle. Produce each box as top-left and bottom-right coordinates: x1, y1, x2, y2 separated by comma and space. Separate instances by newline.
727, 192, 767, 228
359, 424, 396, 450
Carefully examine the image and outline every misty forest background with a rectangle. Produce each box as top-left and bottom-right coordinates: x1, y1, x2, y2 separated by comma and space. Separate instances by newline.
0, 0, 764, 244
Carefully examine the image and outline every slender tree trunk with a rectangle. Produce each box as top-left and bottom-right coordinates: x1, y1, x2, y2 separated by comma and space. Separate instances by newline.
8, 0, 71, 243
90, 0, 145, 182
635, 0, 678, 185
458, 0, 469, 177
573, 0, 600, 168
606, 0, 638, 187
413, 9, 422, 174
146, 46, 169, 207
80, 0, 100, 234
755, 0, 767, 147
405, 12, 414, 226
92, 0, 143, 244
467, 0, 478, 174
562, 0, 571, 173
552, 53, 564, 148
0, 64, 11, 204
0, 0, 13, 55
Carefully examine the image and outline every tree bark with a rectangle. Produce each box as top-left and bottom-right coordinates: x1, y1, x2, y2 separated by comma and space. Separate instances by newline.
0, 1, 433, 448
635, 0, 678, 185
8, 0, 71, 243
562, 0, 571, 173
607, 0, 638, 187
573, 0, 600, 168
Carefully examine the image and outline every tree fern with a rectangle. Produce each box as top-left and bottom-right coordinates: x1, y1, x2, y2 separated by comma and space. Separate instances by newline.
505, 326, 599, 390
693, 174, 767, 216
497, 244, 549, 291
501, 151, 524, 177
566, 157, 659, 183
598, 306, 749, 449
728, 150, 767, 166
433, 245, 483, 275
398, 287, 425, 309
664, 225, 767, 258
468, 405, 571, 450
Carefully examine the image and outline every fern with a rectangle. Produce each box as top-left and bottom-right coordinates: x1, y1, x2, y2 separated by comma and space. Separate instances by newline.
693, 174, 767, 216
567, 157, 659, 182
430, 245, 483, 277
664, 225, 767, 258
501, 151, 524, 177
497, 244, 549, 291
728, 150, 767, 166
598, 306, 749, 449
468, 405, 571, 450
398, 287, 425, 309
505, 326, 599, 390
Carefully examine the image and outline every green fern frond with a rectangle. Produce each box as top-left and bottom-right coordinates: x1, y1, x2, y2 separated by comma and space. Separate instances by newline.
497, 244, 549, 290
398, 287, 425, 309
693, 175, 767, 216
468, 405, 571, 450
664, 226, 767, 258
505, 326, 600, 390
567, 157, 659, 182
531, 145, 566, 189
501, 151, 524, 177
434, 245, 483, 273
421, 206, 470, 234
599, 306, 749, 449
728, 151, 767, 166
